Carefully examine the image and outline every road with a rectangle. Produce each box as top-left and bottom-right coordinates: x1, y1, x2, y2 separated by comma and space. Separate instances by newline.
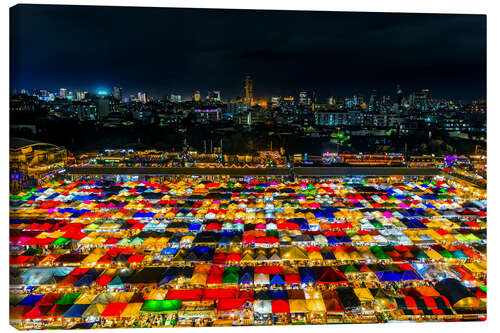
66, 166, 442, 177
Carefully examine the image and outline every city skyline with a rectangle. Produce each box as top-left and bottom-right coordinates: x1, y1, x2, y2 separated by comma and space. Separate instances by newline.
12, 83, 479, 105
10, 5, 486, 101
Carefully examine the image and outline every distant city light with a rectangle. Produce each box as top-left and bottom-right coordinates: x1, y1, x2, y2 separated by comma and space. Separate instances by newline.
97, 89, 109, 96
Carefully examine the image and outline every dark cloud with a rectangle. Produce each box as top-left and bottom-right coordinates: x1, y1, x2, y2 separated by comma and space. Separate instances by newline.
10, 5, 486, 101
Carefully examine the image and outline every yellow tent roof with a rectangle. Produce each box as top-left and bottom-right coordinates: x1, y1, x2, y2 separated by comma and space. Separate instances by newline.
280, 246, 309, 261
112, 292, 135, 303
306, 299, 326, 312
82, 253, 104, 265
82, 304, 106, 318
354, 288, 375, 302
308, 251, 323, 261
120, 303, 143, 318
424, 248, 443, 260
145, 289, 168, 300
75, 293, 97, 304
304, 289, 323, 300
289, 299, 308, 313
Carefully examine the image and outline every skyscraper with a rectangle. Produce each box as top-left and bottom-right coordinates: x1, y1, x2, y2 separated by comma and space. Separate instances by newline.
207, 90, 221, 102
299, 91, 307, 105
96, 97, 110, 120
194, 91, 201, 102
112, 86, 123, 101
244, 76, 253, 106
138, 92, 147, 103
59, 88, 67, 99
396, 84, 404, 107
76, 90, 88, 101
368, 89, 378, 112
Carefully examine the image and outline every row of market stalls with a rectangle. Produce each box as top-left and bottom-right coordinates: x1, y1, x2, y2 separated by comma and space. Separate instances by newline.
10, 243, 486, 268
9, 176, 486, 329
10, 258, 487, 293
10, 280, 486, 329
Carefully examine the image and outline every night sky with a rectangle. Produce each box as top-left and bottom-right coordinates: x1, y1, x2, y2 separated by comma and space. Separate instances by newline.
10, 5, 486, 101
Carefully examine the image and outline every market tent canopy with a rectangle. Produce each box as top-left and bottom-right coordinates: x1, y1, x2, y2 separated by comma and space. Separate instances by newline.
101, 302, 128, 317
63, 304, 90, 318
254, 299, 272, 314
289, 299, 308, 313
120, 303, 143, 318
140, 300, 181, 314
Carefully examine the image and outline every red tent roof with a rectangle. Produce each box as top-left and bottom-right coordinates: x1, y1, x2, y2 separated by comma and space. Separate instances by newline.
202, 288, 239, 300
217, 298, 247, 312
101, 302, 128, 317
271, 299, 290, 313
255, 266, 284, 275
166, 289, 203, 301
206, 266, 224, 284
284, 273, 301, 284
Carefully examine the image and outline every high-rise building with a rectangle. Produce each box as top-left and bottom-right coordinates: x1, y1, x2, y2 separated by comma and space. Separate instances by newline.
207, 90, 221, 102
368, 89, 378, 112
194, 91, 201, 102
244, 76, 253, 106
76, 90, 87, 101
170, 94, 182, 103
396, 84, 404, 107
59, 88, 67, 99
299, 91, 308, 105
354, 93, 364, 106
96, 97, 110, 120
271, 96, 280, 107
138, 92, 147, 103
112, 86, 122, 101
409, 89, 432, 111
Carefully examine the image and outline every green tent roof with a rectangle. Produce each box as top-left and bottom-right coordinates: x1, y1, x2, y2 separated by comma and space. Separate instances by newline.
438, 250, 454, 259
140, 300, 181, 313
223, 266, 240, 284
413, 250, 429, 259
370, 246, 391, 260
52, 237, 71, 246
84, 223, 99, 231
130, 237, 144, 245
56, 292, 82, 305
108, 276, 124, 288
340, 264, 358, 274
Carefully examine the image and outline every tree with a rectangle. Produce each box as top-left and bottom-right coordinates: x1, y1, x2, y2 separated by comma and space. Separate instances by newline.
330, 129, 351, 153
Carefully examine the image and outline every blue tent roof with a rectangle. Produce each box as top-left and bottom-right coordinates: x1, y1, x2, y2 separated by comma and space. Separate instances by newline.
18, 294, 44, 306
63, 304, 90, 318
188, 223, 202, 232
451, 250, 468, 259
270, 290, 288, 300
327, 236, 340, 245
270, 274, 285, 285
238, 272, 253, 285
298, 267, 316, 285
314, 211, 326, 218
401, 270, 423, 281
161, 247, 178, 255
74, 273, 98, 287
322, 250, 336, 260
338, 235, 352, 243
375, 271, 402, 282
